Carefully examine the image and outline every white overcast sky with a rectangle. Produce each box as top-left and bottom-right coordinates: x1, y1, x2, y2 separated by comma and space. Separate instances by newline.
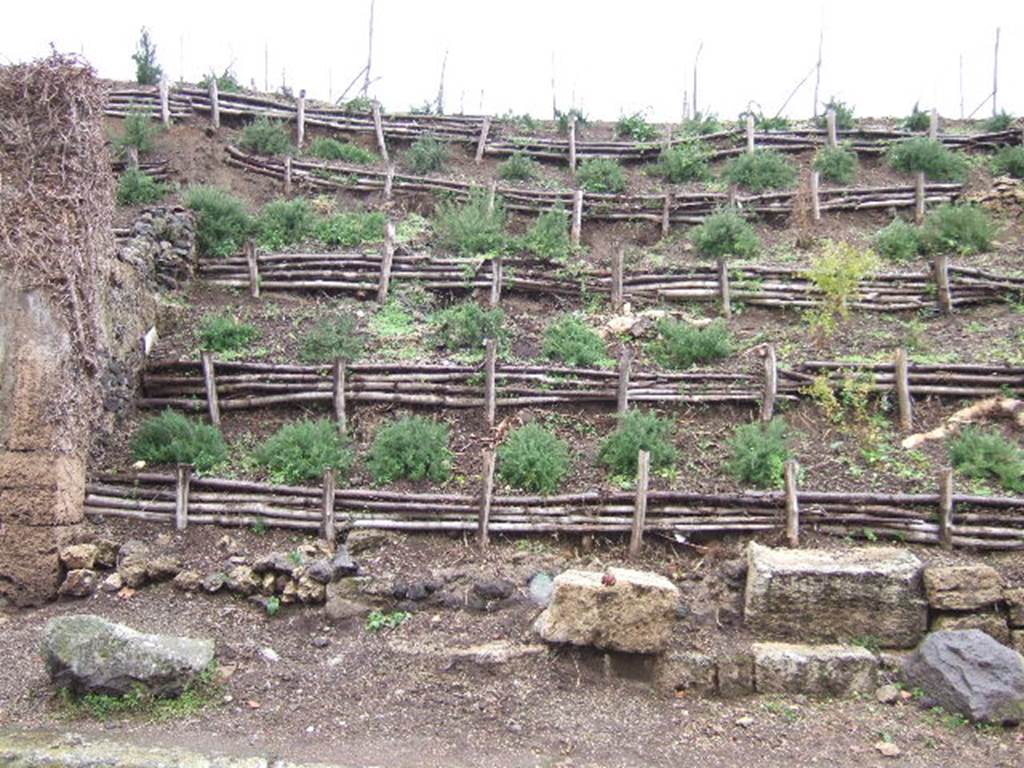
2, 1, 1021, 121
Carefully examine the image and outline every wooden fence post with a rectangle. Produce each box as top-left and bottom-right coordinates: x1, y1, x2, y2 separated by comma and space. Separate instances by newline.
825, 108, 837, 148
928, 108, 938, 140
487, 181, 497, 214
474, 116, 491, 164
296, 89, 306, 148
938, 468, 954, 550
934, 253, 953, 314
568, 115, 577, 172
159, 74, 170, 127
661, 194, 672, 238
478, 449, 495, 548
372, 101, 389, 162
484, 338, 497, 427
571, 190, 584, 246
175, 463, 192, 531
377, 221, 395, 302
611, 248, 625, 312
783, 460, 799, 547
209, 77, 220, 130
810, 170, 821, 222
616, 345, 633, 414
321, 468, 337, 543
284, 156, 293, 196
489, 256, 503, 308
332, 359, 347, 433
914, 171, 926, 224
717, 258, 732, 318
201, 351, 221, 426
126, 146, 140, 171
629, 450, 651, 557
894, 348, 913, 431
384, 163, 394, 201
245, 240, 260, 299
760, 345, 777, 422
746, 113, 755, 153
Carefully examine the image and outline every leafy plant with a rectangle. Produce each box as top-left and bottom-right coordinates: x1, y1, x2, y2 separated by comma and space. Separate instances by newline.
726, 418, 790, 488
132, 27, 162, 86
873, 218, 922, 262
739, 111, 790, 131
298, 316, 365, 362
950, 427, 1024, 492
255, 198, 316, 249
817, 98, 855, 130
265, 596, 281, 617
804, 241, 880, 336
366, 610, 410, 632
648, 319, 732, 369
689, 209, 759, 259
184, 185, 253, 257
542, 315, 610, 367
116, 111, 160, 156
308, 137, 377, 165
197, 313, 259, 354
132, 409, 228, 471
920, 204, 997, 256
886, 138, 966, 181
983, 111, 1015, 132
679, 112, 721, 136
723, 150, 797, 192
405, 137, 448, 174
598, 411, 677, 478
314, 211, 386, 248
116, 169, 168, 205
367, 416, 452, 484
576, 158, 626, 193
521, 208, 571, 261
58, 664, 219, 721
648, 143, 710, 183
903, 103, 931, 132
431, 302, 505, 352
434, 189, 506, 255
498, 152, 540, 181
239, 116, 293, 156
616, 111, 659, 142
556, 108, 587, 135
342, 96, 374, 113
814, 144, 858, 184
498, 424, 572, 494
992, 146, 1024, 179
253, 419, 354, 484
199, 68, 241, 93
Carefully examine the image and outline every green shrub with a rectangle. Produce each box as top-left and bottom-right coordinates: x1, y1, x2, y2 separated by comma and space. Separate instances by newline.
723, 150, 797, 192
239, 116, 292, 156
434, 190, 506, 255
903, 102, 931, 132
197, 313, 259, 354
813, 145, 858, 184
314, 211, 386, 248
116, 111, 160, 156
116, 169, 168, 205
253, 419, 354, 485
873, 218, 921, 262
367, 416, 452, 484
598, 411, 677, 477
556, 108, 587, 135
184, 185, 253, 257
648, 319, 732, 369
298, 316, 365, 362
690, 209, 759, 259
132, 409, 227, 471
817, 98, 855, 130
992, 147, 1024, 179
679, 112, 721, 136
920, 204, 997, 256
648, 143, 710, 183
576, 158, 626, 193
521, 208, 571, 261
431, 302, 505, 352
804, 241, 880, 335
616, 111, 659, 142
726, 418, 790, 488
498, 424, 571, 494
132, 28, 162, 86
497, 153, 539, 181
886, 138, 966, 181
542, 315, 610, 367
199, 68, 242, 93
405, 137, 448, 174
950, 427, 1024, 492
983, 111, 1015, 132
738, 111, 790, 131
341, 96, 373, 113
308, 137, 377, 165
255, 198, 316, 249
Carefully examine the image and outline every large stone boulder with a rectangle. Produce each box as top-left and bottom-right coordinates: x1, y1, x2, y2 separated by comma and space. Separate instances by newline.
42, 615, 214, 697
923, 565, 1003, 610
743, 543, 927, 648
753, 642, 878, 697
901, 629, 1024, 723
534, 567, 679, 654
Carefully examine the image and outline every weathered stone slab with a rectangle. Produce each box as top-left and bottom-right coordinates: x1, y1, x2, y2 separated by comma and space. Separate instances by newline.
1005, 587, 1024, 628
653, 651, 717, 695
753, 642, 878, 697
923, 565, 1003, 611
931, 611, 1011, 645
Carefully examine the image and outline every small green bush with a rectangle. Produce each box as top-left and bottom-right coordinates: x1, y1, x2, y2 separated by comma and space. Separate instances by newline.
598, 411, 677, 478
726, 418, 790, 488
405, 137, 448, 174
116, 169, 168, 205
817, 99, 855, 130
197, 313, 259, 354
498, 424, 571, 494
298, 316, 365, 362
873, 218, 921, 262
255, 198, 316, 249
723, 150, 797, 192
341, 96, 374, 113
648, 143, 710, 183
576, 158, 626, 193
116, 111, 160, 156
431, 302, 505, 352
542, 315, 610, 367
690, 209, 759, 259
308, 137, 377, 165
992, 147, 1024, 179
132, 409, 227, 471
983, 111, 1015, 133
679, 112, 721, 136
132, 28, 162, 86
616, 111, 659, 142
434, 190, 506, 255
367, 416, 452, 484
740, 111, 790, 131
314, 211, 386, 248
184, 185, 253, 257
497, 153, 540, 181
199, 68, 242, 93
920, 203, 997, 256
253, 419, 354, 485
886, 138, 966, 181
521, 208, 571, 261
556, 108, 587, 135
814, 145, 858, 184
950, 427, 1024, 492
648, 319, 732, 369
804, 241, 880, 335
903, 102, 931, 132
239, 116, 292, 156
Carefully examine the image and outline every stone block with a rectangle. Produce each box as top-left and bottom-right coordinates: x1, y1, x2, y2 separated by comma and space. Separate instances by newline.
753, 642, 879, 697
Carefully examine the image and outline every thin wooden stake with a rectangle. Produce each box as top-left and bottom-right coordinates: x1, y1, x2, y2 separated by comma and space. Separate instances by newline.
201, 351, 221, 426
616, 345, 633, 414
661, 194, 671, 237
568, 115, 577, 172
934, 253, 953, 314
928, 108, 938, 140
484, 338, 497, 427
284, 156, 293, 196
245, 240, 260, 298
209, 77, 220, 129
810, 170, 821, 222
474, 116, 491, 164
914, 171, 926, 224
332, 359, 346, 433
571, 190, 583, 246
478, 449, 495, 548
321, 468, 337, 543
377, 221, 395, 302
784, 460, 799, 547
489, 256, 503, 308
825, 109, 837, 148
717, 257, 731, 318
487, 181, 497, 214
760, 344, 777, 423
296, 88, 306, 148
159, 74, 170, 127
174, 463, 192, 531
894, 348, 913, 432
611, 248, 625, 312
629, 450, 650, 557
126, 146, 140, 171
384, 163, 394, 200
939, 468, 954, 550
372, 101, 389, 162
745, 113, 755, 153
